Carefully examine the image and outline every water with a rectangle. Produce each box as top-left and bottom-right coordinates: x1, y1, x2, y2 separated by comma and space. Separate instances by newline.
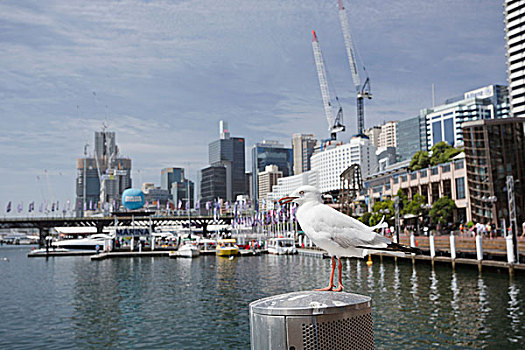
0, 246, 523, 349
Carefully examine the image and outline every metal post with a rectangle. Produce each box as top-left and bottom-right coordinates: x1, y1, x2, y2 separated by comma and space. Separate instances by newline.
394, 196, 400, 244
429, 233, 436, 258
475, 233, 483, 261
507, 176, 519, 263
449, 233, 456, 260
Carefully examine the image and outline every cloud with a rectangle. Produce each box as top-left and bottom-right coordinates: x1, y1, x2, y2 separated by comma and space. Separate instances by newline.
0, 0, 507, 208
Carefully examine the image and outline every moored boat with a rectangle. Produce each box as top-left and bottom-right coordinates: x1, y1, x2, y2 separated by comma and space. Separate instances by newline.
216, 239, 239, 257
267, 237, 297, 255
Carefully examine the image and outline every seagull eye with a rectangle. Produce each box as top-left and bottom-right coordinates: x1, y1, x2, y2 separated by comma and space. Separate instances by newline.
299, 191, 304, 196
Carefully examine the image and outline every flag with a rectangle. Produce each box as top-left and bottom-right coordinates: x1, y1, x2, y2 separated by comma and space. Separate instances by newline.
17, 202, 23, 213
195, 200, 200, 210
205, 201, 211, 211
185, 200, 189, 210
39, 203, 43, 213
51, 203, 55, 212
156, 201, 160, 210
6, 201, 11, 213
178, 200, 182, 209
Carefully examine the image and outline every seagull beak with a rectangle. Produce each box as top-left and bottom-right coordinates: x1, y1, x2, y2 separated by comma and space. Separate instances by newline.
278, 196, 298, 205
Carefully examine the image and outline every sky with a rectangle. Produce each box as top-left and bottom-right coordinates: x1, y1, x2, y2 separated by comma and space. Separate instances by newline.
0, 0, 507, 214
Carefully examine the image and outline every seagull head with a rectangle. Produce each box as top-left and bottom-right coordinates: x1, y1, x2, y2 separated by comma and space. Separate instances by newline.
278, 185, 322, 206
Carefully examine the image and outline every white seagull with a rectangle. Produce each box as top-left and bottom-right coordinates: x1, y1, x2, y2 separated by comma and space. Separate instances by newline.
279, 185, 421, 292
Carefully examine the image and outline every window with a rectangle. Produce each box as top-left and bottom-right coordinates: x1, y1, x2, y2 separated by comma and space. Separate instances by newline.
419, 169, 427, 178
442, 164, 450, 173
455, 177, 465, 199
431, 166, 439, 175
454, 159, 464, 170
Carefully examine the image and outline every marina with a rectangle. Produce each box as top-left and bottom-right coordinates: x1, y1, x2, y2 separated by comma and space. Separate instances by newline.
1, 245, 523, 349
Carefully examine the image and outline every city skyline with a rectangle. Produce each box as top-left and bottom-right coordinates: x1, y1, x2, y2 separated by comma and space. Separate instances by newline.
1, 0, 506, 207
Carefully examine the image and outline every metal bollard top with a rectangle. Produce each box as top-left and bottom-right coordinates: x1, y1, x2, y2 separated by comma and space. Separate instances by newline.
250, 291, 371, 317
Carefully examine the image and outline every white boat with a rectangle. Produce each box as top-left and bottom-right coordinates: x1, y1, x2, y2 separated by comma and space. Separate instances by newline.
52, 233, 113, 250
176, 244, 200, 258
267, 237, 297, 255
28, 247, 70, 256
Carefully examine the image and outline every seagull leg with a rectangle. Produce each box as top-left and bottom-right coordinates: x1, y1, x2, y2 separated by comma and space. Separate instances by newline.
333, 258, 344, 292
315, 256, 335, 291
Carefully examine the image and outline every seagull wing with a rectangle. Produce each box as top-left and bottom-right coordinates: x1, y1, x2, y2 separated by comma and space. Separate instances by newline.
310, 204, 391, 249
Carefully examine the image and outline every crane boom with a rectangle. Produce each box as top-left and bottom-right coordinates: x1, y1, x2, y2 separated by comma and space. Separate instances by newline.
338, 0, 371, 137
312, 30, 345, 140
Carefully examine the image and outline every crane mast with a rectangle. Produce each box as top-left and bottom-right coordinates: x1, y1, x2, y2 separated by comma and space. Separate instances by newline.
312, 30, 345, 140
338, 0, 371, 137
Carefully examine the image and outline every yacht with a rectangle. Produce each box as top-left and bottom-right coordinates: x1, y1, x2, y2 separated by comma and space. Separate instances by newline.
52, 233, 113, 250
267, 237, 297, 255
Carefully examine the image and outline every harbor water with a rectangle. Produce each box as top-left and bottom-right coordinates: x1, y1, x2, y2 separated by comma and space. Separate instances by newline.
0, 246, 523, 349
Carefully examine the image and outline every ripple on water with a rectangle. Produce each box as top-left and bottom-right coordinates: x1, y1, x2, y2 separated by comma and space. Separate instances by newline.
0, 247, 524, 349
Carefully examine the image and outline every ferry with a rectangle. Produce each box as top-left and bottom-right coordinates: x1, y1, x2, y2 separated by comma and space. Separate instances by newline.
267, 237, 297, 255
216, 239, 239, 257
52, 233, 113, 250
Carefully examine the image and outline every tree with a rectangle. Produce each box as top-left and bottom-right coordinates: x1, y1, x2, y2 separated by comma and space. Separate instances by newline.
429, 196, 456, 229
370, 200, 394, 227
404, 193, 426, 216
359, 212, 372, 226
429, 142, 461, 166
409, 151, 429, 171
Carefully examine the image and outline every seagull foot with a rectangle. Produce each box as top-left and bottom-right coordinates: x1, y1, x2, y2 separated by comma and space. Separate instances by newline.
333, 284, 344, 292
314, 285, 334, 291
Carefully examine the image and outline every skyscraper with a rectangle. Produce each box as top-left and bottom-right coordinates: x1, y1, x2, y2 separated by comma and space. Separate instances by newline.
201, 121, 246, 202
161, 168, 184, 192
292, 133, 317, 175
397, 114, 427, 161
505, 1, 525, 118
200, 165, 227, 204
251, 140, 293, 202
257, 165, 282, 203
76, 129, 131, 216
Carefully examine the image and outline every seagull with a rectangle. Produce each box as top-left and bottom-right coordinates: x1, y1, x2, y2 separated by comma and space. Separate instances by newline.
279, 185, 421, 292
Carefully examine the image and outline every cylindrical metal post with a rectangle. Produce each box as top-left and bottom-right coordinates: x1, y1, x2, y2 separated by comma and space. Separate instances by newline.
429, 234, 436, 258
449, 234, 456, 260
250, 291, 374, 350
476, 234, 483, 261
410, 234, 416, 248
506, 234, 515, 264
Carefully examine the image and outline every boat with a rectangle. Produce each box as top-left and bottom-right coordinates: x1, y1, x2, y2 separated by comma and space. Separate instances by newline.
27, 247, 71, 257
52, 233, 113, 250
196, 239, 217, 255
216, 239, 240, 257
267, 237, 297, 255
175, 243, 200, 258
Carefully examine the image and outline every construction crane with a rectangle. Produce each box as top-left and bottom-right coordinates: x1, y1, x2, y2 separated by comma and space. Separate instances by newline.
312, 30, 345, 141
338, 0, 371, 137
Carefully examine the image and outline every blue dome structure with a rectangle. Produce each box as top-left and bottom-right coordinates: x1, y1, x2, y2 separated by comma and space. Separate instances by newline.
122, 188, 145, 210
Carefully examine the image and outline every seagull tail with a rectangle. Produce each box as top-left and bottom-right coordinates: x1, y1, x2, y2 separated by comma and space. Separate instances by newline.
357, 242, 422, 255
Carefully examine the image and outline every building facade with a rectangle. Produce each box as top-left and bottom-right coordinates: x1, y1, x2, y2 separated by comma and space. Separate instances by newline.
397, 114, 427, 161
251, 140, 293, 201
267, 170, 318, 206
161, 168, 184, 192
424, 85, 509, 149
364, 126, 381, 148
364, 153, 469, 223
207, 121, 247, 201
505, 0, 525, 118
200, 165, 227, 204
378, 121, 398, 148
257, 165, 282, 203
310, 136, 377, 194
76, 130, 132, 215
463, 118, 525, 229
292, 133, 317, 175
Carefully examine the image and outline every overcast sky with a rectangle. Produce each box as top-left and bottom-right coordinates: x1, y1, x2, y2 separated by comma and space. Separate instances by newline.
0, 0, 507, 212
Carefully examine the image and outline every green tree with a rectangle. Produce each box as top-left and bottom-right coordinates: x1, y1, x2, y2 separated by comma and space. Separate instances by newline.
429, 196, 456, 229
429, 142, 461, 166
404, 193, 427, 216
359, 212, 372, 226
409, 151, 430, 171
395, 189, 409, 215
370, 200, 394, 227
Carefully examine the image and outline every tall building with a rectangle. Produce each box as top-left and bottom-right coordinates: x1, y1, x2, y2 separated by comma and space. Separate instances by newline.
378, 121, 398, 148
161, 168, 184, 192
397, 114, 428, 161
424, 85, 509, 149
208, 121, 246, 201
257, 165, 282, 203
310, 136, 377, 194
251, 140, 293, 201
463, 118, 525, 229
200, 165, 227, 204
76, 129, 132, 216
364, 126, 381, 147
161, 167, 194, 207
505, 1, 525, 118
292, 133, 317, 175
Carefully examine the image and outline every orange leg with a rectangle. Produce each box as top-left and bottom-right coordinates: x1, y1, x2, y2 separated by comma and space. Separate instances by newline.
315, 256, 335, 291
333, 258, 344, 292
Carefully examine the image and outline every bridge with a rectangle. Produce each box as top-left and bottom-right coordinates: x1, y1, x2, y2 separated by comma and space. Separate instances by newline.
0, 214, 234, 247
